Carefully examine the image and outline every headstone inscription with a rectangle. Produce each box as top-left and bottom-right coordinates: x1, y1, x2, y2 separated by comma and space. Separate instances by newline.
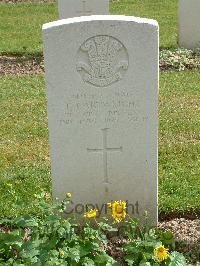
58, 0, 109, 19
179, 0, 200, 49
43, 15, 159, 224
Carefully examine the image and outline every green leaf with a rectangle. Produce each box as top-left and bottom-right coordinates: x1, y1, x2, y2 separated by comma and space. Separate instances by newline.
19, 247, 40, 259
161, 231, 175, 245
169, 251, 187, 266
97, 222, 118, 232
94, 253, 115, 265
62, 220, 72, 234
125, 255, 135, 266
139, 262, 151, 266
82, 257, 95, 266
68, 247, 80, 263
79, 242, 93, 257
0, 231, 22, 247
57, 227, 66, 237
13, 263, 25, 266
49, 249, 59, 258
14, 215, 38, 228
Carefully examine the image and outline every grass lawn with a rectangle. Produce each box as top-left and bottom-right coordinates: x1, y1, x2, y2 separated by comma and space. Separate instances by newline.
0, 76, 51, 217
110, 0, 178, 49
0, 71, 199, 218
159, 71, 200, 215
0, 4, 57, 56
0, 0, 177, 55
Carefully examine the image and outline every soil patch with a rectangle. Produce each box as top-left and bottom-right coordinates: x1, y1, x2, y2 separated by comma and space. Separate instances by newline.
0, 55, 44, 75
159, 218, 200, 265
107, 218, 200, 265
0, 49, 199, 76
1, 218, 199, 265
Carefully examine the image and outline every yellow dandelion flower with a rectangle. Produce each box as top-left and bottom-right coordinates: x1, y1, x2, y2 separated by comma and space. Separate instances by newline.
59, 250, 65, 258
109, 200, 126, 223
66, 192, 72, 198
84, 209, 98, 218
44, 192, 51, 201
154, 244, 170, 262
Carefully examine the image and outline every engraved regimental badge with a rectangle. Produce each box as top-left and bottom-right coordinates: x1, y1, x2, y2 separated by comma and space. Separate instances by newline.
77, 35, 129, 87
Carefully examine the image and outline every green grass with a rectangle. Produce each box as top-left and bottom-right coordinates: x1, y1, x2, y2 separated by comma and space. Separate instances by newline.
0, 0, 177, 55
0, 71, 199, 218
159, 71, 200, 214
110, 0, 178, 48
0, 76, 51, 217
0, 3, 57, 55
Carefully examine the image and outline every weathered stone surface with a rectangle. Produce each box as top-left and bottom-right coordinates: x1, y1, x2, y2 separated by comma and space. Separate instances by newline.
179, 0, 200, 49
58, 0, 109, 19
43, 15, 159, 223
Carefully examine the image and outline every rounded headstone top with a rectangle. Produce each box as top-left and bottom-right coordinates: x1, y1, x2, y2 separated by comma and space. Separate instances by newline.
42, 15, 158, 32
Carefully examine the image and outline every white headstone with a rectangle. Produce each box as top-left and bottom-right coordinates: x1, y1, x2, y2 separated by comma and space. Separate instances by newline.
43, 16, 159, 224
179, 0, 200, 49
58, 0, 109, 19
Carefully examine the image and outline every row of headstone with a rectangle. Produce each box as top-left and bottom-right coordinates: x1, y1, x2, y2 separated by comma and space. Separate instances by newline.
179, 0, 200, 49
42, 0, 199, 226
58, 0, 109, 19
58, 0, 200, 49
43, 1, 159, 224
58, 0, 200, 50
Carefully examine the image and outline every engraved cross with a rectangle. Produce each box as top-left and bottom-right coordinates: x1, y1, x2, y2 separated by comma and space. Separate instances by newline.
87, 128, 123, 190
77, 0, 92, 16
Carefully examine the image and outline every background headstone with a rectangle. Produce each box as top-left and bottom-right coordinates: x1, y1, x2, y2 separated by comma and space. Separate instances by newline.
58, 0, 109, 19
179, 0, 200, 49
43, 15, 159, 224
